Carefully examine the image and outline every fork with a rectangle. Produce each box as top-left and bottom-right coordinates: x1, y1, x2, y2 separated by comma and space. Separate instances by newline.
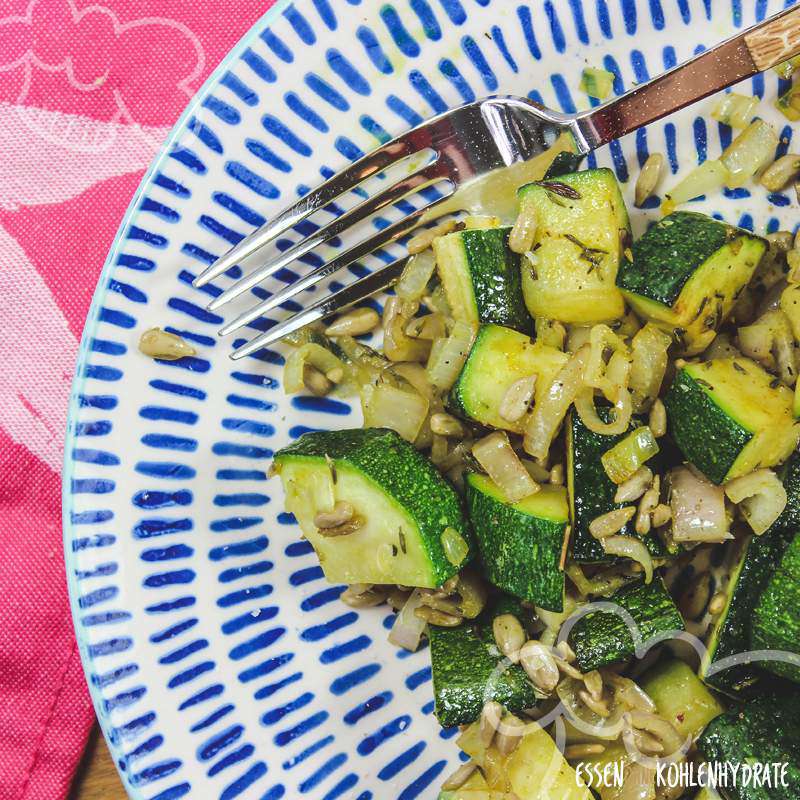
195, 4, 800, 360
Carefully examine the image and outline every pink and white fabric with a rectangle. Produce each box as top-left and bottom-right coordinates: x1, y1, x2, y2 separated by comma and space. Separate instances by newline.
0, 2, 269, 797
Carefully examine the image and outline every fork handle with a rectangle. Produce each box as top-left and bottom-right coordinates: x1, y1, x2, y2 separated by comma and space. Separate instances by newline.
576, 4, 800, 151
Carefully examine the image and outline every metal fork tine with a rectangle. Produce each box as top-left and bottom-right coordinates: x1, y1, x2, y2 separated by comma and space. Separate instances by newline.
230, 258, 407, 360
193, 139, 428, 288
206, 161, 446, 311
219, 193, 452, 336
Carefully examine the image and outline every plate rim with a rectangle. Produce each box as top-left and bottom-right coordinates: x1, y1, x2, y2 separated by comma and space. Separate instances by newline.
61, 1, 294, 794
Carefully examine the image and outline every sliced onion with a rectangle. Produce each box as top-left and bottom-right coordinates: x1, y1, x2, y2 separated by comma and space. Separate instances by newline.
574, 384, 633, 437
711, 92, 759, 129
724, 468, 787, 534
535, 317, 566, 350
776, 84, 800, 121
383, 297, 431, 362
283, 343, 346, 394
703, 331, 741, 360
669, 466, 730, 543
524, 345, 590, 460
362, 383, 429, 442
390, 361, 436, 400
629, 324, 672, 412
781, 284, 800, 342
606, 673, 657, 713
388, 589, 428, 651
585, 325, 631, 400
557, 677, 625, 740
738, 308, 796, 382
395, 250, 437, 302
567, 325, 593, 353
720, 119, 779, 188
426, 320, 477, 390
472, 431, 540, 503
625, 711, 686, 758
601, 426, 660, 484
602, 535, 654, 583
566, 563, 638, 598
774, 55, 800, 80
405, 313, 446, 341
580, 66, 615, 100
664, 159, 730, 206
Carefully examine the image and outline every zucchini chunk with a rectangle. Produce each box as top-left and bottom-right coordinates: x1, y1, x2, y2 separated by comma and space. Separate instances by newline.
273, 428, 471, 588
517, 168, 629, 324
429, 596, 536, 727
641, 659, 724, 739
449, 323, 567, 433
543, 150, 586, 179
432, 227, 531, 333
698, 695, 800, 800
701, 451, 800, 696
567, 410, 665, 563
567, 577, 684, 672
451, 719, 593, 800
617, 211, 767, 354
466, 473, 568, 611
752, 531, 800, 683
663, 357, 800, 484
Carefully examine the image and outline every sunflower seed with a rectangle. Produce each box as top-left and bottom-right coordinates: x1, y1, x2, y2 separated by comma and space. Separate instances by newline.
583, 670, 604, 702
407, 219, 458, 254
564, 743, 606, 759
414, 606, 462, 626
495, 715, 525, 755
341, 584, 388, 607
430, 412, 466, 437
614, 467, 654, 504
651, 503, 672, 527
138, 327, 197, 360
440, 760, 477, 791
314, 501, 354, 529
579, 689, 611, 717
325, 307, 380, 337
589, 506, 636, 539
635, 153, 664, 206
480, 700, 503, 746
649, 398, 667, 437
708, 591, 727, 615
519, 641, 560, 693
499, 375, 537, 422
493, 614, 526, 661
303, 364, 333, 396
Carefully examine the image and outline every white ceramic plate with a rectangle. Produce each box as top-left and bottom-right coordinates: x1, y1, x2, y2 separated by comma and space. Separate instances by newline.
63, 1, 798, 798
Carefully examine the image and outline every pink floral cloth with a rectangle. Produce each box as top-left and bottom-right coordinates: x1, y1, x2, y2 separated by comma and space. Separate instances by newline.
0, 1, 270, 797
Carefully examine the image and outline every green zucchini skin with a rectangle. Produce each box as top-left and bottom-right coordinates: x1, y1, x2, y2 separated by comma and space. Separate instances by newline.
701, 452, 800, 696
617, 211, 740, 306
752, 532, 800, 683
663, 367, 751, 485
543, 151, 585, 179
433, 227, 532, 333
567, 577, 684, 672
460, 227, 531, 332
567, 410, 666, 563
274, 428, 472, 585
465, 473, 567, 611
697, 696, 800, 800
430, 596, 537, 727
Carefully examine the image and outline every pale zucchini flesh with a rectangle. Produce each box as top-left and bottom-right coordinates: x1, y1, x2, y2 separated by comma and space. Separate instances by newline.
518, 168, 629, 324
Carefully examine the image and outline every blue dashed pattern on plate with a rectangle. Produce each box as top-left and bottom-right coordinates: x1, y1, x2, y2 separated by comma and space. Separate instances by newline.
63, 0, 798, 797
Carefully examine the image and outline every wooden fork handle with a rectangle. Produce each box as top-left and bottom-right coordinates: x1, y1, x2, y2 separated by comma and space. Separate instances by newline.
745, 7, 800, 71
577, 4, 800, 151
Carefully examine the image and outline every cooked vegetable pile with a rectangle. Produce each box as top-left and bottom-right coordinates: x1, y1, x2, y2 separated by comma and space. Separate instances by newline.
270, 145, 800, 799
